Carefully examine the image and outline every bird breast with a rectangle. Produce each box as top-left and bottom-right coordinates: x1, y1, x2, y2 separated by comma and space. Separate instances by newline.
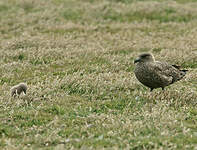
134, 62, 168, 88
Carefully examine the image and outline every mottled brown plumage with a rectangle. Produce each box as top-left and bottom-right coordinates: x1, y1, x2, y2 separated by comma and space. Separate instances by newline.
134, 53, 188, 91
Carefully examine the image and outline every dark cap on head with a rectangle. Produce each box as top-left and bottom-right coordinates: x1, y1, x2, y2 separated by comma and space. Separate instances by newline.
134, 53, 154, 64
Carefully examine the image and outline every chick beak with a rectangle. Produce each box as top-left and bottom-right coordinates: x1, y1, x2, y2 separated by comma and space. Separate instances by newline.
134, 58, 140, 64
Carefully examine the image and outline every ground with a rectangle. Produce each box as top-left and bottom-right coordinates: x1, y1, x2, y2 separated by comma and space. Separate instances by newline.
0, 0, 197, 149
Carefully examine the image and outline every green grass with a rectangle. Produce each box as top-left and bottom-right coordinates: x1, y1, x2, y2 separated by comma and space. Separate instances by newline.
0, 0, 197, 149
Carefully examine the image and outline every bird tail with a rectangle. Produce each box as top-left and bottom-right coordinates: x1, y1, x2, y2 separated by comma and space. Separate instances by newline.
180, 69, 188, 73
172, 65, 188, 75
172, 65, 181, 69
171, 66, 188, 84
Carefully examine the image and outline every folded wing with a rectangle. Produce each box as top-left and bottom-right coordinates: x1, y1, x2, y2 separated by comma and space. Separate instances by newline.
153, 61, 187, 85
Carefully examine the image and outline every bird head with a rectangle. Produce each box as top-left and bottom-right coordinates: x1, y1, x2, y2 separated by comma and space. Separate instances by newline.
134, 53, 155, 64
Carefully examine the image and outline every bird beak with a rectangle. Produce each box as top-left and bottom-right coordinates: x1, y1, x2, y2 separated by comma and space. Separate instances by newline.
134, 58, 140, 64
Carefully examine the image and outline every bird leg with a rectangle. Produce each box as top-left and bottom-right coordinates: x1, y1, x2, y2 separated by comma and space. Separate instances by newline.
162, 87, 165, 91
150, 88, 154, 92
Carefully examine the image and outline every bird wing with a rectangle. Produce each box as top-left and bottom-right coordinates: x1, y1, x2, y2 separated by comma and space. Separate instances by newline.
152, 61, 185, 84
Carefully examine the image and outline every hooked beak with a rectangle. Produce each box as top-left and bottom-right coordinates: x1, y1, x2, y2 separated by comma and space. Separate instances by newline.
134, 58, 140, 64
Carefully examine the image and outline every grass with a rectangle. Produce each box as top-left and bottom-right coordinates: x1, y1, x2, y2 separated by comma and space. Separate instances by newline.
0, 0, 197, 149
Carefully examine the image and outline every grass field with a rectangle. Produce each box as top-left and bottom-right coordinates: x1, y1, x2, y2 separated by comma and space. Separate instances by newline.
0, 0, 197, 149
